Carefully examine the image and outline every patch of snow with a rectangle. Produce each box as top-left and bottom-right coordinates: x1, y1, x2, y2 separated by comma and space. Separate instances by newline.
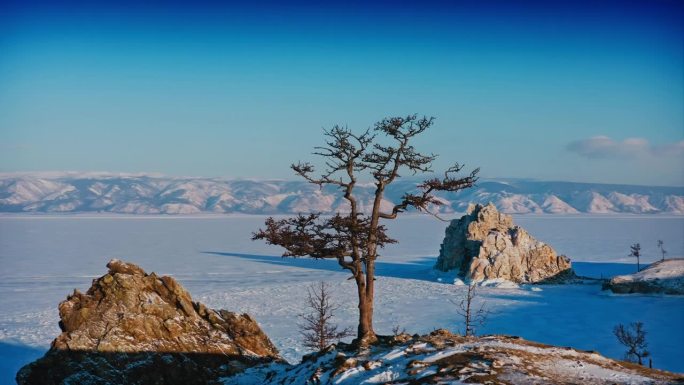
608, 192, 659, 214
422, 347, 466, 363
623, 259, 684, 281
541, 194, 580, 214
609, 259, 684, 294
663, 195, 684, 214
496, 194, 543, 214
571, 191, 617, 214
160, 203, 201, 214
477, 279, 520, 289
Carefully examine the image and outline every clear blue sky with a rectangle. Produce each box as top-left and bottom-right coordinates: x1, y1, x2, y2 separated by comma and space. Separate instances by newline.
1, 0, 682, 186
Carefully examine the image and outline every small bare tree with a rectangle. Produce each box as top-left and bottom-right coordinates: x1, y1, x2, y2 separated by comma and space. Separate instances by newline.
299, 282, 353, 351
629, 243, 642, 272
613, 322, 649, 365
391, 324, 406, 337
451, 283, 488, 337
657, 240, 667, 261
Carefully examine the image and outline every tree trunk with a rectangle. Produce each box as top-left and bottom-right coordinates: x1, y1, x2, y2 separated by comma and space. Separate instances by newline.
364, 259, 377, 344
355, 183, 383, 347
355, 268, 377, 346
465, 290, 472, 336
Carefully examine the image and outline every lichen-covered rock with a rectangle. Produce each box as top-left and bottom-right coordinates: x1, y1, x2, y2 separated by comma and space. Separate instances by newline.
17, 259, 280, 385
603, 259, 684, 295
435, 203, 573, 283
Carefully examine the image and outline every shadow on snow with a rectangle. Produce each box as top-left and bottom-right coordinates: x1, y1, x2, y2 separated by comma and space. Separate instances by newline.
0, 342, 47, 385
203, 252, 640, 283
202, 251, 440, 282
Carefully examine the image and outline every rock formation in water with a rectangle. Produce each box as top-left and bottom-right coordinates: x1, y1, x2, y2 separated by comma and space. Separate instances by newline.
604, 259, 684, 295
17, 259, 280, 385
435, 203, 573, 283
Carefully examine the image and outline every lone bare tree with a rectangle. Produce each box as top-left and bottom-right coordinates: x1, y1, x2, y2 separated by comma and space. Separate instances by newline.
299, 282, 353, 351
614, 322, 649, 365
629, 243, 642, 272
253, 115, 479, 346
451, 283, 488, 337
657, 240, 667, 261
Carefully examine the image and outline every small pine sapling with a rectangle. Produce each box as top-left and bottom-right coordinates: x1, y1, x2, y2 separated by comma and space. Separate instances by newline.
451, 282, 489, 337
299, 282, 353, 351
391, 325, 406, 337
657, 240, 667, 261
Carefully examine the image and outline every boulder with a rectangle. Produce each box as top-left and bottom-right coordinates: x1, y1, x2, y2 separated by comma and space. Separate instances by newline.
435, 203, 573, 283
603, 259, 684, 295
17, 259, 280, 385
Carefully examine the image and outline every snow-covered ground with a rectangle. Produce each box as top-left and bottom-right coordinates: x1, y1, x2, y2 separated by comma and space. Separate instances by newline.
606, 258, 684, 294
228, 333, 680, 384
611, 258, 684, 283
0, 215, 683, 384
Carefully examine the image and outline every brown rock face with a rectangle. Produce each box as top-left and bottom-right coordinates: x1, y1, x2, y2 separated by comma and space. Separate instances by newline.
435, 203, 573, 283
17, 259, 280, 385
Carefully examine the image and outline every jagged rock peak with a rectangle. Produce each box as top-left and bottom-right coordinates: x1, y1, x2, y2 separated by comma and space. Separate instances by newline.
435, 203, 573, 283
17, 260, 280, 385
106, 258, 146, 275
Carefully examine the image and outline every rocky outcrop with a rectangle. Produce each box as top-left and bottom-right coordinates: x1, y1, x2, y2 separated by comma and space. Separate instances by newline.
604, 259, 684, 295
435, 203, 573, 283
17, 259, 280, 385
229, 330, 683, 384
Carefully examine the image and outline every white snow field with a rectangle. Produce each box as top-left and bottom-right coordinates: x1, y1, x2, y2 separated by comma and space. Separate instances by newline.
0, 214, 683, 384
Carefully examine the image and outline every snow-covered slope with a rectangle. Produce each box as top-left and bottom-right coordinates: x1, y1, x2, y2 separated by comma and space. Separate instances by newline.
604, 259, 684, 295
229, 331, 682, 384
0, 173, 682, 214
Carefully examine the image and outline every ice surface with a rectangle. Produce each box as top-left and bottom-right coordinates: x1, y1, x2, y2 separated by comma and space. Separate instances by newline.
0, 215, 682, 384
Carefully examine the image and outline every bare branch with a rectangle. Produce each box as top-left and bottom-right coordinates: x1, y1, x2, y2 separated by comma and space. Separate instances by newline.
363, 115, 438, 184
614, 322, 649, 365
379, 164, 479, 219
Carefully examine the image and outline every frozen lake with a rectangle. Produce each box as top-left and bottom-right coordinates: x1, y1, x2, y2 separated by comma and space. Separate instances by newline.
0, 214, 683, 383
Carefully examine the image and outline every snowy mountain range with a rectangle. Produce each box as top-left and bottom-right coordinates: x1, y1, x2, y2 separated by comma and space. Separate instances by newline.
0, 172, 682, 215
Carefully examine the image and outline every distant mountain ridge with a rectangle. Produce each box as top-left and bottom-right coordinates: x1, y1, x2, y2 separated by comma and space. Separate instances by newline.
0, 173, 682, 215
